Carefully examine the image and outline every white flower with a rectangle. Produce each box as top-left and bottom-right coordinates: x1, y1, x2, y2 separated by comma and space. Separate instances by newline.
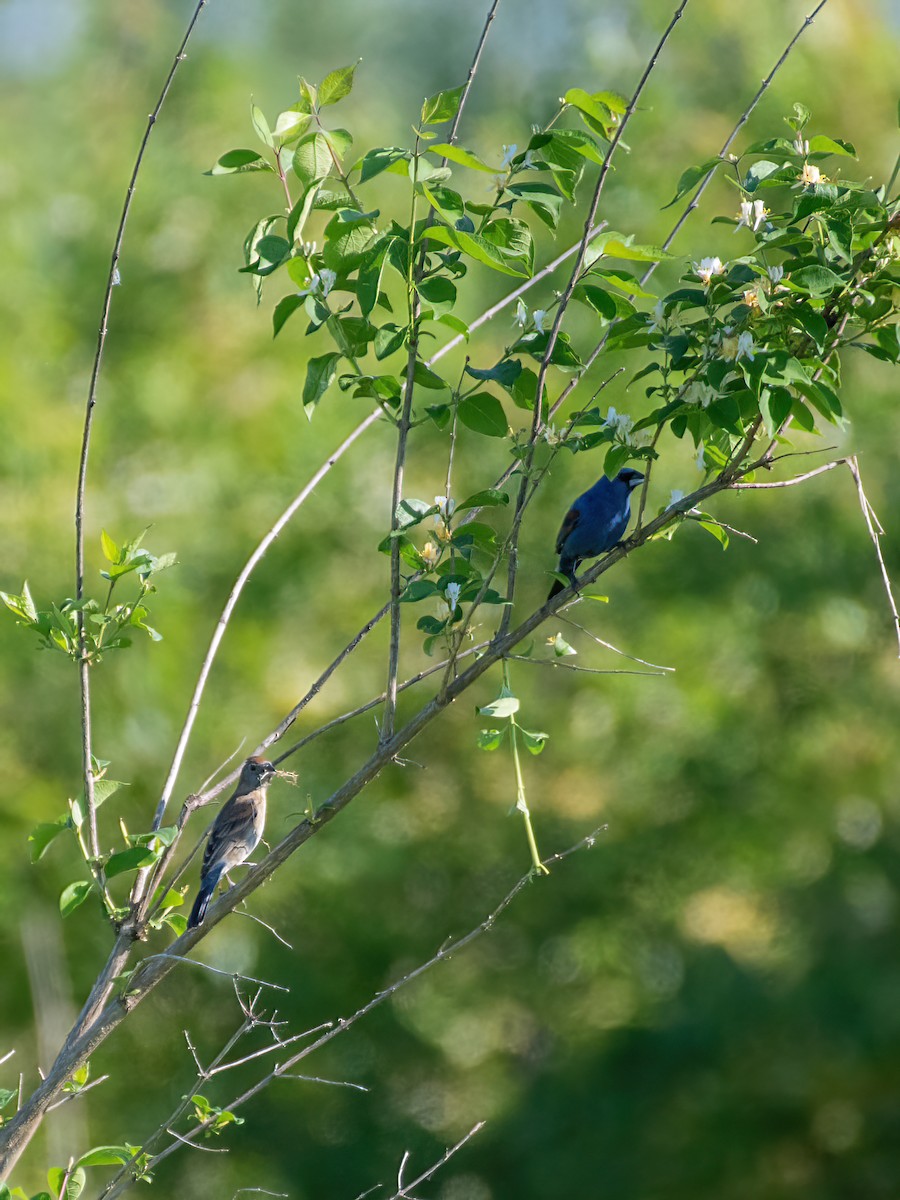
752, 199, 768, 231
694, 256, 725, 286
501, 144, 518, 170
695, 444, 706, 472
668, 489, 685, 509
737, 331, 756, 361
421, 541, 439, 569
542, 423, 561, 446
445, 581, 462, 611
647, 299, 668, 332
296, 268, 337, 299
793, 136, 810, 156
767, 264, 784, 286
743, 287, 760, 309
604, 407, 634, 440
684, 381, 716, 408
513, 298, 528, 328
433, 495, 456, 527
520, 150, 536, 170
300, 239, 318, 257
532, 309, 548, 333
734, 200, 754, 233
799, 163, 823, 186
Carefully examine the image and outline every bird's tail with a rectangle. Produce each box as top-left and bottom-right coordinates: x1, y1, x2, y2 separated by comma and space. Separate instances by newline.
547, 576, 565, 601
187, 866, 223, 930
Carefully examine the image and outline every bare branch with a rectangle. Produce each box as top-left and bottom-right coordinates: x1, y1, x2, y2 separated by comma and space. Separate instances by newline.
73, 0, 210, 903
385, 1122, 486, 1200
500, 0, 691, 634
506, 655, 666, 678
730, 458, 848, 489
149, 409, 383, 835
845, 459, 900, 656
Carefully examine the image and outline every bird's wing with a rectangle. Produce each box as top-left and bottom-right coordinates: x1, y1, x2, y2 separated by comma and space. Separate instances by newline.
555, 506, 581, 556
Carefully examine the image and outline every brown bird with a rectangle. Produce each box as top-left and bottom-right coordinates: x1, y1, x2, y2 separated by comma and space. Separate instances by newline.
187, 756, 276, 929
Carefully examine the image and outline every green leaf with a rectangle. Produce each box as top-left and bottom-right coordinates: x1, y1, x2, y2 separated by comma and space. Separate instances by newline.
428, 143, 497, 173
273, 294, 305, 338
105, 847, 158, 878
208, 148, 273, 176
458, 393, 509, 438
59, 881, 92, 918
587, 230, 674, 264
29, 818, 69, 863
400, 580, 439, 604
572, 283, 618, 320
0, 1087, 17, 1111
302, 353, 341, 418
807, 134, 856, 158
457, 488, 509, 512
358, 146, 409, 184
421, 85, 465, 126
76, 1146, 134, 1168
505, 181, 564, 231
374, 323, 407, 360
663, 158, 721, 208
417, 275, 457, 316
47, 1168, 85, 1200
100, 529, 119, 563
464, 360, 522, 387
273, 109, 310, 145
564, 87, 616, 135
292, 132, 333, 186
521, 728, 550, 755
318, 62, 359, 107
476, 728, 506, 751
788, 265, 845, 297
477, 688, 520, 719
250, 103, 274, 148
423, 225, 529, 277
324, 128, 353, 162
394, 498, 436, 530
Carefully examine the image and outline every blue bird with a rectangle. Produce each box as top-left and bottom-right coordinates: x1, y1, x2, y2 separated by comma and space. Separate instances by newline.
188, 756, 276, 929
548, 467, 645, 600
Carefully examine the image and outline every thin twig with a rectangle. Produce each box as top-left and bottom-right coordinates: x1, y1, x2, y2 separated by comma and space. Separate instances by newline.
846, 459, 899, 655
73, 0, 210, 905
500, 0, 691, 633
557, 616, 675, 672
386, 1121, 486, 1200
506, 655, 666, 678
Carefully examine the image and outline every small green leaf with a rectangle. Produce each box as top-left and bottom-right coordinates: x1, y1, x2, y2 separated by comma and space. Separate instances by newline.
302, 353, 341, 418
464, 359, 522, 387
459, 393, 509, 438
358, 146, 409, 184
428, 143, 497, 173
318, 62, 359, 107
47, 1168, 85, 1200
105, 847, 158, 878
208, 148, 272, 176
250, 103, 274, 148
60, 881, 92, 918
29, 819, 69, 863
476, 728, 506, 751
521, 729, 550, 755
421, 85, 465, 126
293, 132, 333, 185
457, 488, 509, 512
76, 1146, 134, 1169
663, 158, 721, 208
100, 529, 120, 563
788, 265, 845, 297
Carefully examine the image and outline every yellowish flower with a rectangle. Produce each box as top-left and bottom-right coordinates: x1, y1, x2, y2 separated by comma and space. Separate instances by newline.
694, 256, 725, 286
799, 163, 825, 186
421, 542, 439, 569
743, 288, 760, 309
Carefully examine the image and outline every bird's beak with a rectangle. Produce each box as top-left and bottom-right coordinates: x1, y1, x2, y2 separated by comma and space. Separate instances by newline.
260, 761, 276, 780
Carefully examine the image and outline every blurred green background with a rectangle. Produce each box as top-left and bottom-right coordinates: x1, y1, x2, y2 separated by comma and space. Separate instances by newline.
1, 0, 900, 1196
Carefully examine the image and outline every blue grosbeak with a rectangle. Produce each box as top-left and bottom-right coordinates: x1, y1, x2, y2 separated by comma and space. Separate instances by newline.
548, 467, 645, 600
187, 756, 276, 929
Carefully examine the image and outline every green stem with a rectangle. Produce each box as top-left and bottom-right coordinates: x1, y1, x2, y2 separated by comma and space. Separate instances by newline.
503, 661, 549, 875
